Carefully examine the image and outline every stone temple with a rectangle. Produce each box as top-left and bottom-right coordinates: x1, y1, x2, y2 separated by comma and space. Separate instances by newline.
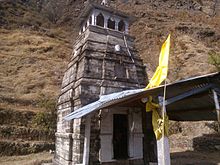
54, 2, 153, 165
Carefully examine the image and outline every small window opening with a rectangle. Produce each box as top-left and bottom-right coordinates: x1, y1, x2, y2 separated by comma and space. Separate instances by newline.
89, 16, 92, 25
113, 114, 128, 159
118, 20, 125, 32
96, 13, 104, 27
115, 63, 126, 79
107, 18, 115, 30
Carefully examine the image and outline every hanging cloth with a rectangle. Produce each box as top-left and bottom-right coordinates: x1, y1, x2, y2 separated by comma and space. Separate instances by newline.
145, 96, 169, 140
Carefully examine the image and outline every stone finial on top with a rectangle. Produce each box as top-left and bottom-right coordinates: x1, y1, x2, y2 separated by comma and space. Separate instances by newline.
101, 0, 109, 6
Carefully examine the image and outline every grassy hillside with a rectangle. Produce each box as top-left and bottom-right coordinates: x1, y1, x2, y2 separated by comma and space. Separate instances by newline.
115, 0, 220, 80
0, 0, 73, 156
0, 0, 219, 159
0, 0, 73, 104
1, 0, 220, 103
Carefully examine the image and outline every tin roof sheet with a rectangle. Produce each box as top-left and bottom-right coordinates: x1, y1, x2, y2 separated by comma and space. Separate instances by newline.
64, 72, 220, 121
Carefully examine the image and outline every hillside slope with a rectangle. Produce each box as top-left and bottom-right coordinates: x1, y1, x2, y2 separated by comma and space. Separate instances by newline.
1, 0, 219, 102
0, 0, 219, 159
116, 0, 220, 80
117, 0, 220, 161
0, 0, 72, 156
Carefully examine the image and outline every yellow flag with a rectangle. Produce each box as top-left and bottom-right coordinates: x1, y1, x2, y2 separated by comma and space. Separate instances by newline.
145, 34, 171, 89
152, 108, 169, 140
144, 34, 171, 140
145, 96, 169, 140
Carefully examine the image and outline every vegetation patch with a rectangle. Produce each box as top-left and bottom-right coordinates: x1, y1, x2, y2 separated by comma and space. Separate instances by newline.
208, 51, 220, 71
32, 93, 57, 140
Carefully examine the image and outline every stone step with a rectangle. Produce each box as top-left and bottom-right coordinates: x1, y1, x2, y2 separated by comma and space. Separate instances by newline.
0, 125, 55, 141
0, 108, 36, 126
0, 140, 55, 156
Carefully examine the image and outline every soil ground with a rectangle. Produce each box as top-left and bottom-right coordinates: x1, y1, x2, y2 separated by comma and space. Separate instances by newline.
0, 150, 219, 165
171, 149, 220, 165
0, 152, 53, 165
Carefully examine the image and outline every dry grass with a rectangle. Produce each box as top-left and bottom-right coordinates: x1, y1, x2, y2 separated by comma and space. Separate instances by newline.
0, 102, 44, 112
0, 0, 219, 162
0, 1, 51, 29
0, 28, 71, 103
0, 152, 53, 165
1, 0, 219, 106
0, 2, 74, 154
0, 0, 74, 106
114, 1, 220, 81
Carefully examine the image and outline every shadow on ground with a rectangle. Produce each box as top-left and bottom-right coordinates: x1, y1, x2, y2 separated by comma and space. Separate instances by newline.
171, 133, 220, 165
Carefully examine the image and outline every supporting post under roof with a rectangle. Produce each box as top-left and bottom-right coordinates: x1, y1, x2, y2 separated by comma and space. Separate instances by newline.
212, 89, 220, 131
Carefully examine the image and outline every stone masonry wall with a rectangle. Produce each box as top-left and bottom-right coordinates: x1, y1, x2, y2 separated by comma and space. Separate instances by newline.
55, 25, 147, 165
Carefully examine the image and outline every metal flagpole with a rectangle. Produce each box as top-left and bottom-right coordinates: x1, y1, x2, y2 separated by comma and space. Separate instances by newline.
163, 78, 171, 165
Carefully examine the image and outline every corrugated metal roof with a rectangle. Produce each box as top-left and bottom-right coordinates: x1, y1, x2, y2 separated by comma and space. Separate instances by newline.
64, 88, 145, 120
64, 72, 220, 121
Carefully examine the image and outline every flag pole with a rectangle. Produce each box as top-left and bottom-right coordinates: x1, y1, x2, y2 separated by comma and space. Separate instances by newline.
163, 79, 169, 165
162, 79, 168, 137
161, 34, 170, 163
144, 34, 171, 165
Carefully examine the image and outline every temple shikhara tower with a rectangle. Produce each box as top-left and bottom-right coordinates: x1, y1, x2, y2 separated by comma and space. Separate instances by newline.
54, 2, 148, 165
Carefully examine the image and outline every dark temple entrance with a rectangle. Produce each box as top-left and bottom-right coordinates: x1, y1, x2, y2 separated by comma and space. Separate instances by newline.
143, 111, 157, 163
113, 114, 128, 159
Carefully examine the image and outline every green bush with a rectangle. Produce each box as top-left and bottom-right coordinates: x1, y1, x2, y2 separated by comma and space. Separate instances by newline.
37, 93, 56, 111
32, 94, 57, 132
208, 51, 220, 71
